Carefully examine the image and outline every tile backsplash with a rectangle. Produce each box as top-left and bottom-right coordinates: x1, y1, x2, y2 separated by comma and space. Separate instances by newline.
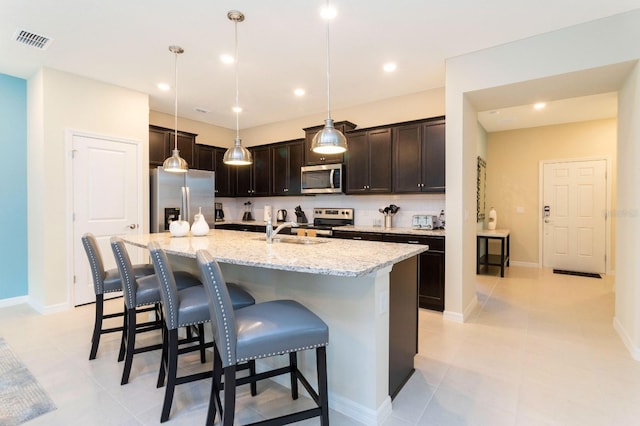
216, 193, 445, 228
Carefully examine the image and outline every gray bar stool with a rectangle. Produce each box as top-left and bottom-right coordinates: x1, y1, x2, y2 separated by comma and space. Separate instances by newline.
82, 233, 155, 360
148, 241, 256, 423
196, 249, 330, 426
111, 237, 204, 385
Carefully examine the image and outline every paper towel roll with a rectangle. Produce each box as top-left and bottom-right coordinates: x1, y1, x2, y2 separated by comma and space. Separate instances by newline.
263, 205, 272, 222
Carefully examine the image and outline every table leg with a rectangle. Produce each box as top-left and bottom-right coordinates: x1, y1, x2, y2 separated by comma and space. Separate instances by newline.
500, 238, 505, 277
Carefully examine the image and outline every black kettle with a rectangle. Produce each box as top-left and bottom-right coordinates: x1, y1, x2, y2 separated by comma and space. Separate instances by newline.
276, 209, 287, 222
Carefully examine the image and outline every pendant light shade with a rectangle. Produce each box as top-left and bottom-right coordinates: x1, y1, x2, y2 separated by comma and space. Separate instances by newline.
163, 45, 188, 173
223, 10, 253, 166
311, 2, 347, 154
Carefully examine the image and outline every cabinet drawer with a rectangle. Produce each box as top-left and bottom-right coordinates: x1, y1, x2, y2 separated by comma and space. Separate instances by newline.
332, 231, 384, 241
383, 234, 444, 251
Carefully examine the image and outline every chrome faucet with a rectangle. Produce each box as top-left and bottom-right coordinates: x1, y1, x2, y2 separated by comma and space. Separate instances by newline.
266, 219, 298, 243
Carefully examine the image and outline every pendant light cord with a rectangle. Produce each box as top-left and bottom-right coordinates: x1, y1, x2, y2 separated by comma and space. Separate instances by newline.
173, 49, 179, 151
325, 0, 332, 121
234, 19, 240, 141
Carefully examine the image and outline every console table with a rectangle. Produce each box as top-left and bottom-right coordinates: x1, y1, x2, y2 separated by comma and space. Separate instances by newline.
477, 229, 510, 277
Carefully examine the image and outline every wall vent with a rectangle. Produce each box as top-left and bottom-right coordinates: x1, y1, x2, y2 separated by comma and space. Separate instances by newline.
13, 28, 53, 50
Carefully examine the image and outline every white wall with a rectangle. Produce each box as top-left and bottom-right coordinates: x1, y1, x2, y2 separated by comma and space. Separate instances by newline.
614, 62, 640, 357
27, 68, 149, 311
445, 8, 640, 351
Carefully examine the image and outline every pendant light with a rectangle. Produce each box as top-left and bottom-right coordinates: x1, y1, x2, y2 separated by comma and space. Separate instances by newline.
163, 45, 188, 173
311, 1, 347, 155
223, 10, 253, 166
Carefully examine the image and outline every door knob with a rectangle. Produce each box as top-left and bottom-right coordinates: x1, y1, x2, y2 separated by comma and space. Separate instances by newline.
128, 224, 138, 229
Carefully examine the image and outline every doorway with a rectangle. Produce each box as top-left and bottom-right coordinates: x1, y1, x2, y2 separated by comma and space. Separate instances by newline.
541, 158, 608, 274
70, 131, 143, 306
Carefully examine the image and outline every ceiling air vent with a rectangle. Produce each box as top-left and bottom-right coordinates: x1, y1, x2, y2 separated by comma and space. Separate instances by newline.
13, 28, 53, 50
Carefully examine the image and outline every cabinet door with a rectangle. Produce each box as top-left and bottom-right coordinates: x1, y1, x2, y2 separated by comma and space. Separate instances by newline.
422, 122, 445, 193
345, 131, 369, 193
235, 161, 252, 196
175, 133, 195, 168
286, 140, 304, 196
214, 148, 233, 197
271, 144, 289, 196
393, 124, 423, 193
195, 144, 215, 171
419, 250, 445, 311
368, 128, 392, 193
252, 146, 271, 196
149, 127, 169, 167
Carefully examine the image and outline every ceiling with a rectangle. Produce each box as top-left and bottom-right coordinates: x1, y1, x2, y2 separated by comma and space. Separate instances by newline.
2, 1, 639, 131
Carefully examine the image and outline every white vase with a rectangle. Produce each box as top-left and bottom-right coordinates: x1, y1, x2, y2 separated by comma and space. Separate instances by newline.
487, 207, 497, 230
190, 207, 210, 236
169, 215, 190, 237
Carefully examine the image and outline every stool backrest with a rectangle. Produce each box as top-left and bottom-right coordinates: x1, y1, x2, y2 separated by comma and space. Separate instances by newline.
148, 242, 180, 331
110, 237, 138, 309
196, 250, 237, 367
81, 233, 107, 295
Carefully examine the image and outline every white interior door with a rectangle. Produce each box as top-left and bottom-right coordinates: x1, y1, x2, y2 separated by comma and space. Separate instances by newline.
542, 159, 606, 273
72, 133, 142, 306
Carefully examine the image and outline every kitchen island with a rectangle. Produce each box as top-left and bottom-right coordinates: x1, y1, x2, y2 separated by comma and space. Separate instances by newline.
122, 230, 427, 425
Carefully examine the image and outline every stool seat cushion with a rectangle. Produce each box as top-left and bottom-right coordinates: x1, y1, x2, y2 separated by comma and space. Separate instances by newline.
235, 300, 329, 363
103, 264, 155, 293
133, 271, 202, 308
228, 283, 256, 310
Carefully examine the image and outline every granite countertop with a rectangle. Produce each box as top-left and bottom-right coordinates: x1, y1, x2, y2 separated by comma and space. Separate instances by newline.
122, 230, 427, 278
332, 225, 446, 237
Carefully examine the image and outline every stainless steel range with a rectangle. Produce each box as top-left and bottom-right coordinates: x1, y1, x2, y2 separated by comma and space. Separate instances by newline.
307, 208, 354, 236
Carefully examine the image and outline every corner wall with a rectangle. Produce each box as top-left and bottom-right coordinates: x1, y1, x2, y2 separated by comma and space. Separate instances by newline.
0, 74, 27, 301
445, 9, 640, 326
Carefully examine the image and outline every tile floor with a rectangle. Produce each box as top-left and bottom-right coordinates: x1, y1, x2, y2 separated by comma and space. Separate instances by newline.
2, 265, 640, 425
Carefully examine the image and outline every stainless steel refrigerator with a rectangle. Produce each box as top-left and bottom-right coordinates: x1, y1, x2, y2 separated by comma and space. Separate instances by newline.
150, 167, 215, 233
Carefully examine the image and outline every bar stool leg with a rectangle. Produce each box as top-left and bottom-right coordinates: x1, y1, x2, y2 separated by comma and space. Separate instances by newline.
249, 360, 257, 396
117, 303, 127, 362
317, 346, 329, 426
160, 329, 179, 423
121, 309, 137, 385
89, 294, 104, 360
222, 366, 237, 426
289, 352, 299, 400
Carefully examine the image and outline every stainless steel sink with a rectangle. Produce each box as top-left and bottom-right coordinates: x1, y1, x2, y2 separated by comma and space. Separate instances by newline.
253, 237, 328, 245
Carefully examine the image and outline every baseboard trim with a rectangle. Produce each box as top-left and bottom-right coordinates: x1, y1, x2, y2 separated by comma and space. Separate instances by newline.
28, 299, 71, 315
330, 393, 392, 426
613, 316, 640, 361
510, 260, 538, 268
0, 296, 28, 308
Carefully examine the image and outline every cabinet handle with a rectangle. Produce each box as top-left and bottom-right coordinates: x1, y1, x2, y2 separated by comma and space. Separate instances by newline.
353, 236, 363, 240
407, 240, 420, 244
284, 188, 288, 192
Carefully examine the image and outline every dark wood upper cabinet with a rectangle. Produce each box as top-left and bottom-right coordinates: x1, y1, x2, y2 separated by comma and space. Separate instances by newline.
303, 121, 357, 165
235, 146, 271, 197
345, 128, 392, 194
271, 139, 304, 196
392, 117, 445, 193
149, 125, 196, 169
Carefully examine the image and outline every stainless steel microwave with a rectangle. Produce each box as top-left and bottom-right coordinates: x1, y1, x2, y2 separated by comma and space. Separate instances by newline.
301, 164, 343, 194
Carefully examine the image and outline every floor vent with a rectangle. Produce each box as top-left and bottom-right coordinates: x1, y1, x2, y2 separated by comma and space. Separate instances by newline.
553, 269, 601, 279
13, 28, 53, 50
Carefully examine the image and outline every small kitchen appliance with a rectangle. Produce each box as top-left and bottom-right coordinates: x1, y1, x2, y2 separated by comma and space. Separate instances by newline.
242, 201, 254, 221
276, 209, 287, 222
412, 214, 433, 229
214, 202, 224, 222
300, 164, 343, 194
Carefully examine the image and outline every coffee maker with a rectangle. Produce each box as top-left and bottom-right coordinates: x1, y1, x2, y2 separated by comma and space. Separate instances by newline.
214, 202, 224, 222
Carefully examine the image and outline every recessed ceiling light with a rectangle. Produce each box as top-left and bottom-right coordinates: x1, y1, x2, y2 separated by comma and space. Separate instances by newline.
294, 88, 305, 96
157, 83, 170, 91
320, 6, 337, 20
534, 102, 546, 110
232, 106, 242, 113
220, 54, 235, 64
383, 62, 397, 72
